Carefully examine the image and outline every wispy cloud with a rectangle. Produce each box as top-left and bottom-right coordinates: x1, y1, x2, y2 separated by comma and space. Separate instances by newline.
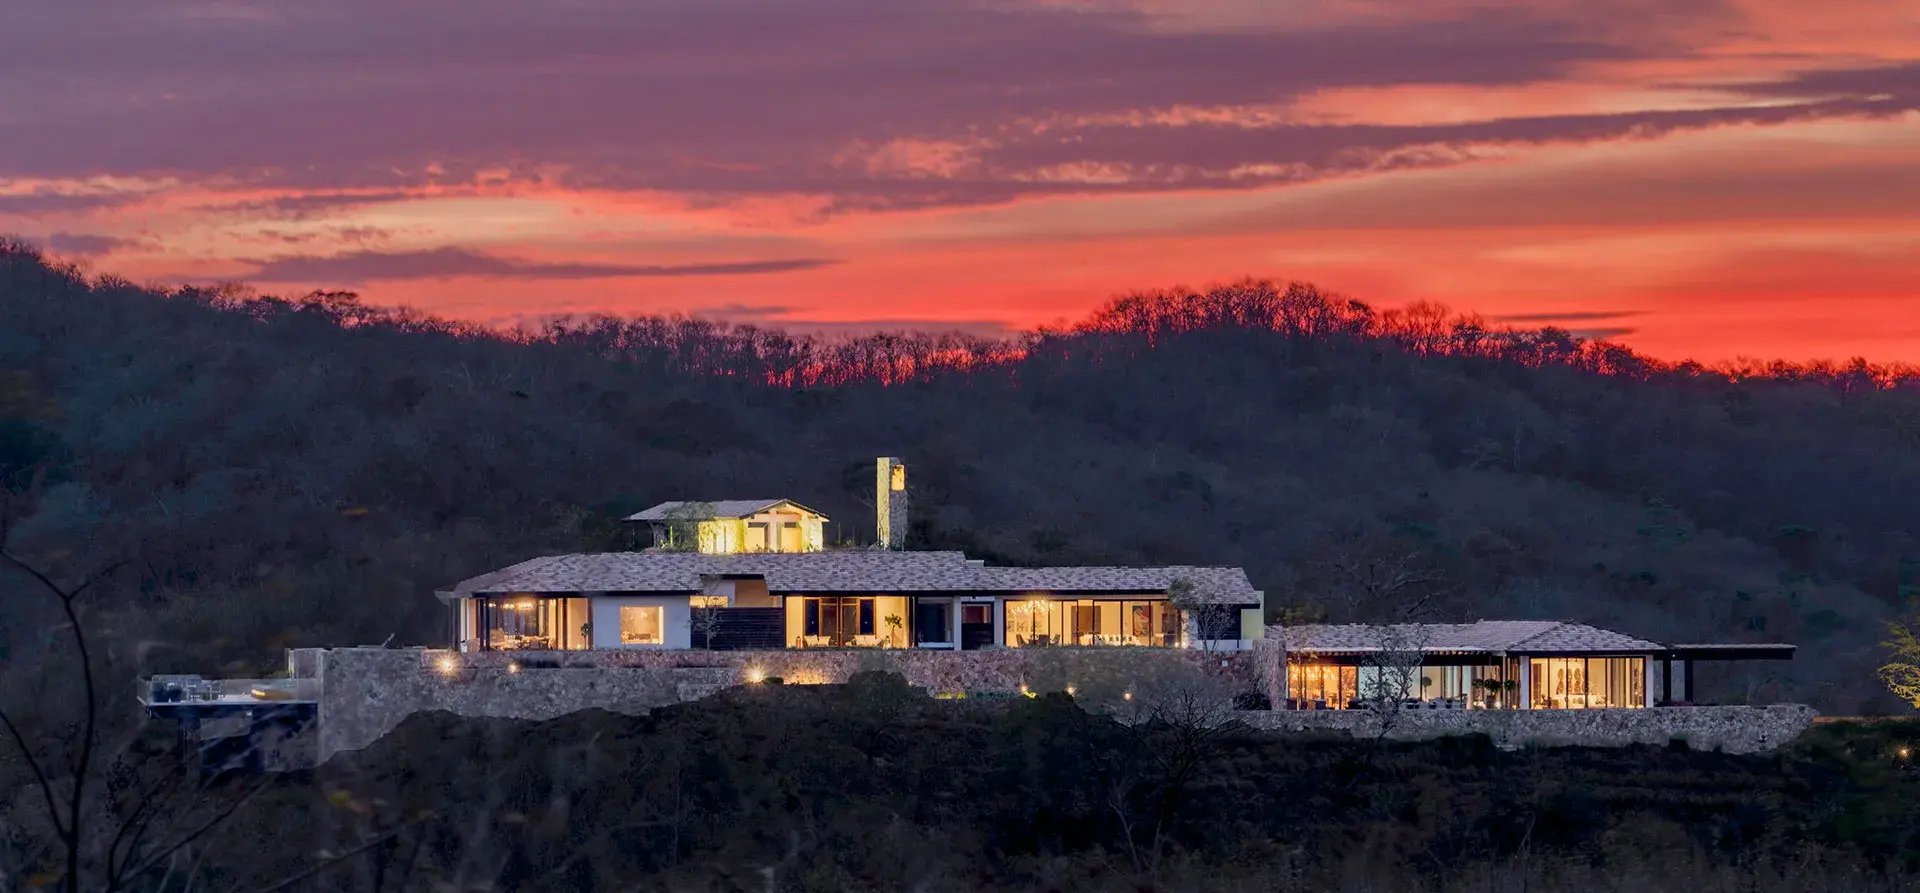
42, 231, 143, 254
0, 190, 144, 216
1493, 310, 1645, 324
195, 191, 416, 220
1565, 326, 1639, 340
238, 247, 837, 283
8, 1, 1879, 210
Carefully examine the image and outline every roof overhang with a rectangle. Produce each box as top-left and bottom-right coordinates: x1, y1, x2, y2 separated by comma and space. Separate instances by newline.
1662, 643, 1796, 661
625, 498, 830, 523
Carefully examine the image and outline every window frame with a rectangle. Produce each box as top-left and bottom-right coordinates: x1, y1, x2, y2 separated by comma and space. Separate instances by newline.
618, 604, 666, 646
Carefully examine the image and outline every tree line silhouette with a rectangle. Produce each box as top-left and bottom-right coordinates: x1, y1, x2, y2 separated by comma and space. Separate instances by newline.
1, 239, 1918, 714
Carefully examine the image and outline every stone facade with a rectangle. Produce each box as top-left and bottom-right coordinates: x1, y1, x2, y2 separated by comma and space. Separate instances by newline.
294, 646, 1246, 760
284, 645, 1809, 762
877, 456, 908, 549
1236, 704, 1816, 754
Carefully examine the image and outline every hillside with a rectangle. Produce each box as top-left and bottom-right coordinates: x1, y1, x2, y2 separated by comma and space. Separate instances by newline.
96, 678, 1920, 890
2, 241, 1919, 710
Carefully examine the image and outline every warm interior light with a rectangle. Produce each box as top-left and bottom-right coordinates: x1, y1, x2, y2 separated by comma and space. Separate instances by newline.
1065, 684, 1078, 696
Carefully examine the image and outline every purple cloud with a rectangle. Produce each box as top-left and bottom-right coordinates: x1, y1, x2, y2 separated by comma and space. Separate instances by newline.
0, 188, 146, 216
197, 191, 417, 220
1494, 311, 1645, 324
691, 301, 1014, 337
0, 2, 1908, 211
43, 231, 140, 254
237, 247, 837, 283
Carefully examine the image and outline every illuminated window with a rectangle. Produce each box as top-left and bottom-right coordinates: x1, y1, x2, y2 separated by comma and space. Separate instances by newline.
1004, 599, 1181, 647
479, 597, 589, 651
620, 606, 664, 645
1528, 657, 1645, 708
890, 465, 906, 491
689, 595, 729, 608
801, 597, 876, 646
1288, 662, 1358, 708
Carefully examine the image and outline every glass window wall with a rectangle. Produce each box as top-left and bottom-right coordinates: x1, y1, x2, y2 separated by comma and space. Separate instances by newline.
1002, 599, 1182, 647
478, 596, 590, 651
1528, 657, 1646, 708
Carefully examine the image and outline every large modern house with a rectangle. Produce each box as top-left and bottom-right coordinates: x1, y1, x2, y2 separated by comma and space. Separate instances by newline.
439, 458, 1266, 653
1272, 620, 1795, 710
141, 456, 1812, 768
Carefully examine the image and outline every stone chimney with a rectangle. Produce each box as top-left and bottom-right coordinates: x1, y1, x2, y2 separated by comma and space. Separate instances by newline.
876, 456, 908, 549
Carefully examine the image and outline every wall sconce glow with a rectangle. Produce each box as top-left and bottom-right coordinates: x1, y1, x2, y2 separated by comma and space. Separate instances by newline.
745, 667, 767, 684
436, 655, 457, 676
1123, 691, 1133, 701
1065, 684, 1078, 697
507, 661, 520, 674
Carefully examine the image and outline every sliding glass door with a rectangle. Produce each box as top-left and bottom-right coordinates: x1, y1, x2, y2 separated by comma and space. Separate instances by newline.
1003, 599, 1182, 647
1528, 657, 1646, 708
801, 597, 876, 647
476, 596, 590, 651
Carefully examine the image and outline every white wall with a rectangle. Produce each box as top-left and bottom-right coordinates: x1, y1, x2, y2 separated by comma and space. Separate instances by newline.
590, 595, 691, 649
456, 597, 474, 652
784, 596, 805, 647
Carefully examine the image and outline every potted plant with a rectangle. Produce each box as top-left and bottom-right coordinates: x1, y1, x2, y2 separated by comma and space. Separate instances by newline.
884, 614, 904, 648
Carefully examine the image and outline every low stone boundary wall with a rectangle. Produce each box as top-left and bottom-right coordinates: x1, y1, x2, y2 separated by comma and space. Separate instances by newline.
286, 647, 1809, 761
430, 646, 1246, 690
293, 646, 1249, 760
1237, 704, 1817, 754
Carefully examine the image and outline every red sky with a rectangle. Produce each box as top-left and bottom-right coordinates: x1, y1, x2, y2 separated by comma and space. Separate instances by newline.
3, 0, 1917, 362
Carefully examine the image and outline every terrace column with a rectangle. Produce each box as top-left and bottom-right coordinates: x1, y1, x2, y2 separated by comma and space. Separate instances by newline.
952, 600, 964, 651
1514, 654, 1531, 709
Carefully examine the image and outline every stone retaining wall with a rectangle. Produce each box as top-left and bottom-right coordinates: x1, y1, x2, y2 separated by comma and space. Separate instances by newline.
286, 647, 1812, 761
1237, 704, 1816, 754
294, 646, 1248, 759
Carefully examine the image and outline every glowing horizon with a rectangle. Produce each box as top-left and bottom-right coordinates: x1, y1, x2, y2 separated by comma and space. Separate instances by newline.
3, 1, 1916, 363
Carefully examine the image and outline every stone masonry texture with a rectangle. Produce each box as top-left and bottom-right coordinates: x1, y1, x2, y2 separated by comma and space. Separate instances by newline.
289, 646, 1811, 761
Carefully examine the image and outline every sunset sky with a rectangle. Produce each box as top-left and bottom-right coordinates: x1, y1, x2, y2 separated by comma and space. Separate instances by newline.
3, 0, 1917, 361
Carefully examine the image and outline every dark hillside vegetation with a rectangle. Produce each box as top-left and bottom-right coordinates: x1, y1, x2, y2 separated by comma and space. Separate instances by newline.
1, 241, 1919, 709
117, 677, 1920, 891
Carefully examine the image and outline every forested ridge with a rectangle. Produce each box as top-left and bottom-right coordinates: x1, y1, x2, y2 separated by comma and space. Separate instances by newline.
3, 240, 1920, 710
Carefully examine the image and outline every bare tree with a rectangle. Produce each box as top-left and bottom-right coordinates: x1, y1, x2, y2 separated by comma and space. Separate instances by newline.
1166, 578, 1240, 653
1322, 541, 1451, 622
1357, 624, 1432, 743
656, 501, 716, 553
690, 598, 725, 650
1104, 658, 1241, 876
1881, 610, 1920, 708
0, 510, 282, 892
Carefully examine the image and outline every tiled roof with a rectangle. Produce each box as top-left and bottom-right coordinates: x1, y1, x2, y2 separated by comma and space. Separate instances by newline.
1266, 620, 1662, 655
449, 550, 1262, 603
624, 499, 827, 522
